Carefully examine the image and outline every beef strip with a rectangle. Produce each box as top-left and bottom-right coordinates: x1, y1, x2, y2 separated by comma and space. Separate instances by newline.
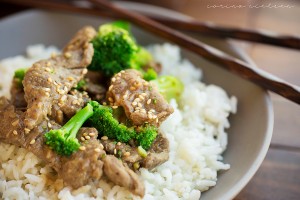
100, 132, 169, 170
10, 78, 26, 109
103, 155, 145, 197
23, 26, 96, 130
107, 69, 173, 127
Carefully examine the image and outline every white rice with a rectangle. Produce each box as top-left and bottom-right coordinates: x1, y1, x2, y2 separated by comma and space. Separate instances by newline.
0, 43, 237, 200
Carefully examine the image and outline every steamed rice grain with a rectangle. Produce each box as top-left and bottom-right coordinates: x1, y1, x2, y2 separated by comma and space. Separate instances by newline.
0, 43, 237, 200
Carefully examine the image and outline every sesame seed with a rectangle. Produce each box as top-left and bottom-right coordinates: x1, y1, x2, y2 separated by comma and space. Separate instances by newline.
47, 77, 53, 83
137, 103, 142, 108
60, 95, 67, 102
134, 98, 140, 102
30, 139, 36, 145
156, 118, 159, 123
117, 142, 121, 146
114, 149, 117, 154
149, 109, 155, 113
141, 93, 147, 97
152, 115, 157, 119
89, 132, 95, 137
108, 97, 113, 102
64, 52, 72, 59
102, 102, 107, 106
11, 119, 19, 126
135, 107, 141, 110
132, 102, 137, 106
112, 106, 118, 109
24, 128, 30, 134
85, 135, 91, 140
44, 87, 51, 92
83, 132, 88, 136
48, 122, 52, 128
101, 136, 108, 141
82, 68, 88, 75
94, 148, 101, 153
148, 113, 153, 119
46, 62, 51, 67
124, 152, 131, 157
139, 95, 144, 100
67, 77, 74, 81
120, 70, 125, 73
123, 94, 128, 99
130, 86, 136, 91
72, 100, 78, 105
45, 92, 50, 97
99, 144, 104, 149
125, 90, 129, 96
45, 67, 51, 72
13, 130, 18, 135
140, 109, 146, 113
144, 82, 149, 86
64, 86, 68, 92
111, 77, 116, 82
147, 99, 151, 104
79, 146, 86, 151
109, 85, 113, 91
81, 137, 85, 141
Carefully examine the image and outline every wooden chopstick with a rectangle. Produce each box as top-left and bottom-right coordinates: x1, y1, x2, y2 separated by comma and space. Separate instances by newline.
154, 17, 300, 50
1, 0, 300, 104
3, 0, 300, 50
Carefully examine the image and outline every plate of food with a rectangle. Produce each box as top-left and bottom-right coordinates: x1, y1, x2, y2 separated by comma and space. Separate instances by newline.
0, 3, 273, 200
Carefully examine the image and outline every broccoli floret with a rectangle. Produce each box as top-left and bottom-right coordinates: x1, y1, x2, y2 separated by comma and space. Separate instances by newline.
88, 23, 139, 76
150, 75, 184, 102
44, 104, 94, 156
14, 68, 27, 87
135, 125, 158, 150
88, 101, 157, 150
88, 101, 135, 142
88, 22, 155, 78
143, 68, 157, 81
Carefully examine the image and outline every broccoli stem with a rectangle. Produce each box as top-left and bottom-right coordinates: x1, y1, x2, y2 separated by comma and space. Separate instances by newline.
44, 104, 94, 156
63, 103, 94, 139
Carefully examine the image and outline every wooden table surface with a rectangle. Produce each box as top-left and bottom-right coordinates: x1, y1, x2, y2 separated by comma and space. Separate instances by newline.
1, 1, 299, 199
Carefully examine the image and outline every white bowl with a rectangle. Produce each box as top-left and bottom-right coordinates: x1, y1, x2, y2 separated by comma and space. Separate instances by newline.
0, 4, 273, 200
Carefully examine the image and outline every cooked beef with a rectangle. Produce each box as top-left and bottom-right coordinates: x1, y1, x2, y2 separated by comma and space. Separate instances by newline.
107, 69, 173, 127
103, 155, 145, 197
23, 26, 96, 130
0, 97, 26, 146
10, 79, 26, 109
60, 128, 105, 188
100, 132, 169, 170
83, 71, 107, 102
60, 90, 91, 120
141, 132, 169, 170
100, 139, 143, 168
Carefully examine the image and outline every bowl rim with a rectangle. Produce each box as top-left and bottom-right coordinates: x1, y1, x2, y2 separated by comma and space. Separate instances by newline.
0, 4, 274, 200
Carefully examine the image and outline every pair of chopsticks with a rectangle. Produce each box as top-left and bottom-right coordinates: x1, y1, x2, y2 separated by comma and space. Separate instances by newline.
1, 0, 300, 104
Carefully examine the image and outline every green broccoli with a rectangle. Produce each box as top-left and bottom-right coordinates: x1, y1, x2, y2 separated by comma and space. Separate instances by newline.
88, 101, 157, 150
143, 68, 157, 81
150, 75, 184, 102
88, 23, 139, 76
74, 79, 87, 90
88, 22, 156, 79
44, 104, 94, 156
14, 68, 27, 87
135, 125, 158, 150
88, 101, 135, 143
